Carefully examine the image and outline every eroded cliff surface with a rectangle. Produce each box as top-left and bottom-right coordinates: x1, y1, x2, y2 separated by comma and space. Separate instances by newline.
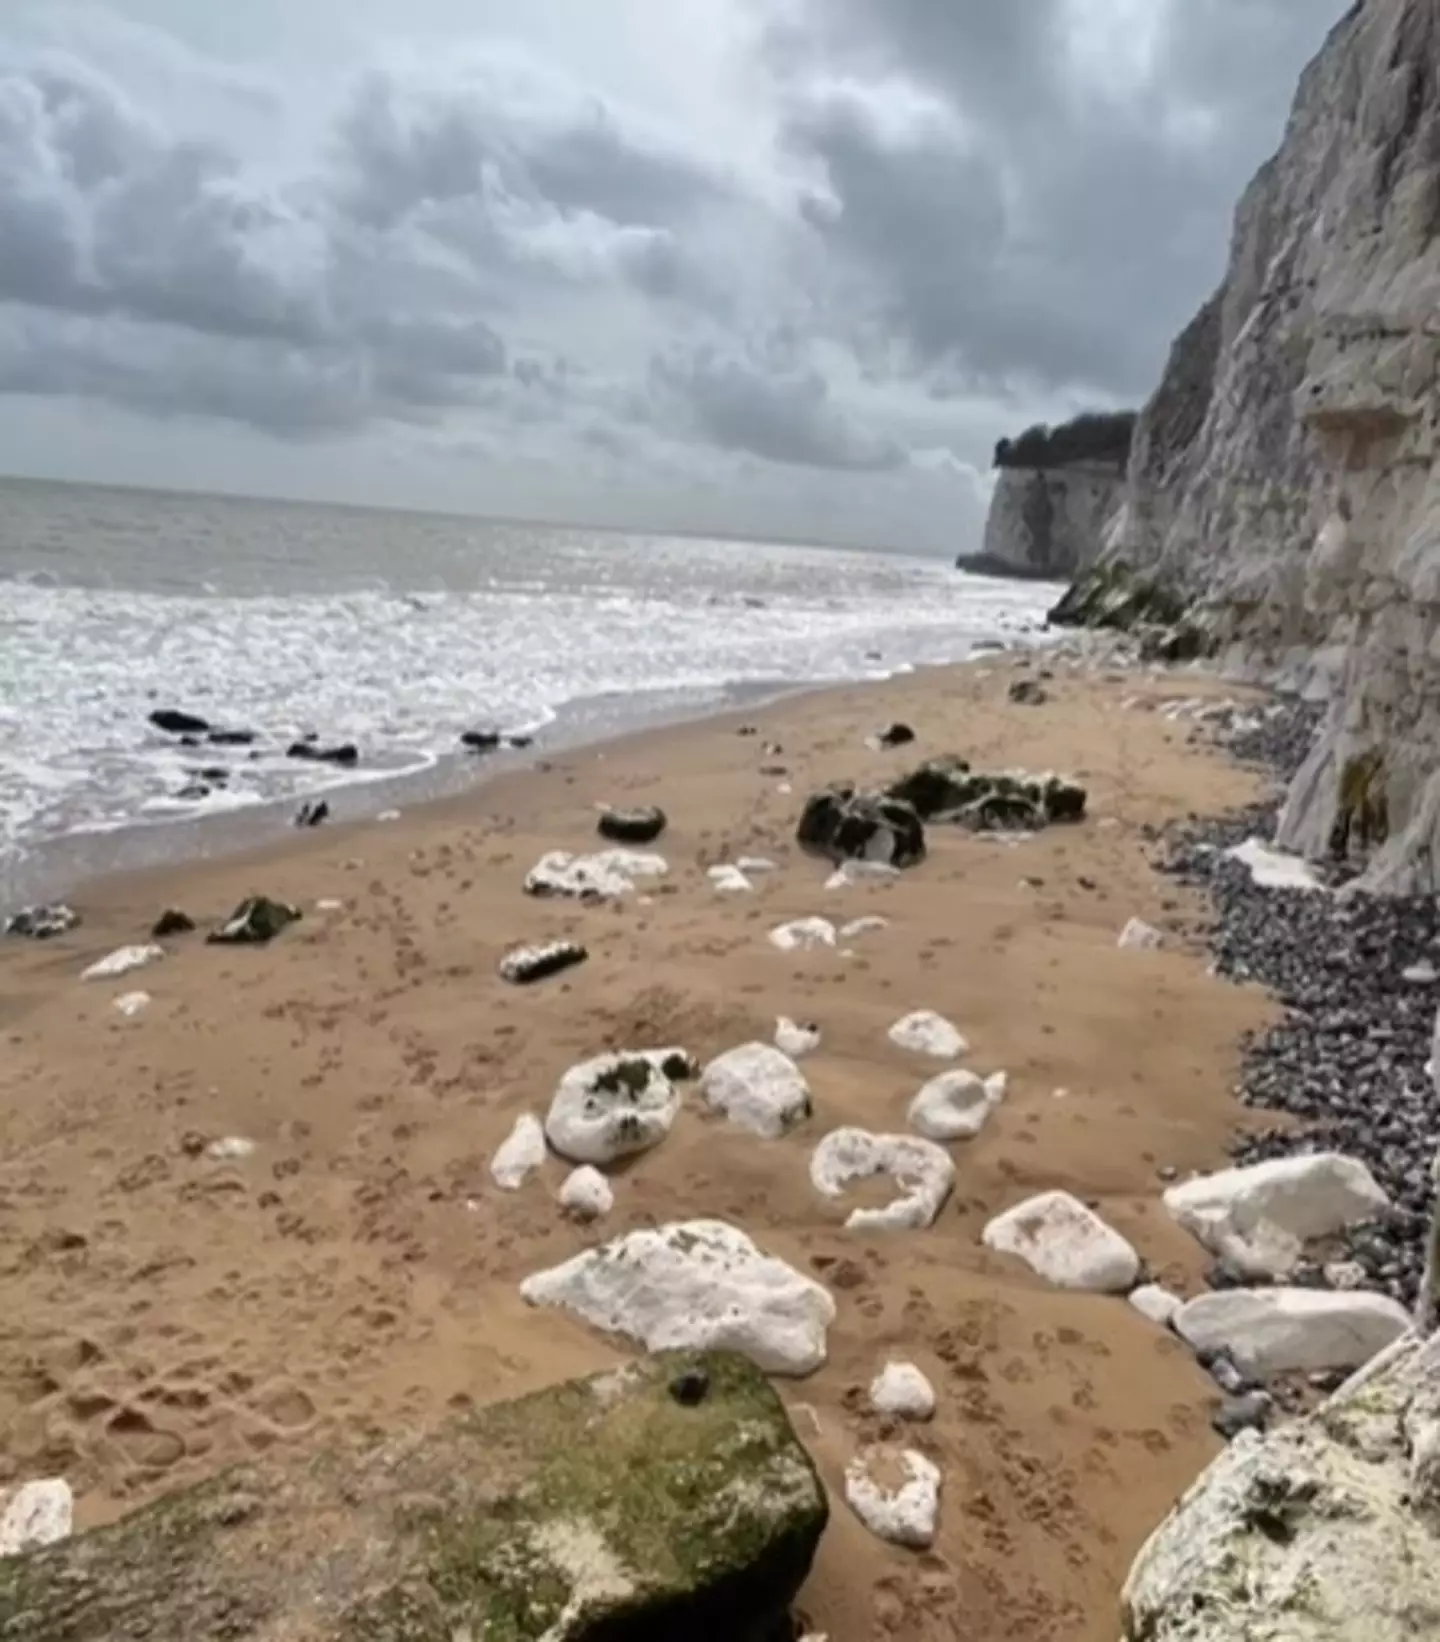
965, 461, 1124, 580
1066, 0, 1440, 891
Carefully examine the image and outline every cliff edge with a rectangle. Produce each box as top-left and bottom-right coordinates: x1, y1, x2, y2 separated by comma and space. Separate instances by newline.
1052, 0, 1440, 893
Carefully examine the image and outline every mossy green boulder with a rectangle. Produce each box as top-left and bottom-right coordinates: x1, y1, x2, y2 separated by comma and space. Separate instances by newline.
0, 1352, 827, 1641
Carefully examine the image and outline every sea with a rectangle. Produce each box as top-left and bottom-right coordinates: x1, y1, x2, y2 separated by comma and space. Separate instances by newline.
0, 477, 1059, 901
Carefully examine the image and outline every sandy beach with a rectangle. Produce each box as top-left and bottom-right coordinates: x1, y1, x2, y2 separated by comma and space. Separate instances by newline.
0, 651, 1277, 1641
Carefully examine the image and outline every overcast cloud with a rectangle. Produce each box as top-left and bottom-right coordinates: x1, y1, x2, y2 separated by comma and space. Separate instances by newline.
0, 0, 1341, 551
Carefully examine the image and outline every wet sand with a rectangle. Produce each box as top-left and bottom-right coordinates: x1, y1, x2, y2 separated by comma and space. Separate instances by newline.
0, 651, 1276, 1641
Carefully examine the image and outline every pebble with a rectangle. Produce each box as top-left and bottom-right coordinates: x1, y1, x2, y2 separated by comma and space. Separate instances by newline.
869, 1361, 937, 1419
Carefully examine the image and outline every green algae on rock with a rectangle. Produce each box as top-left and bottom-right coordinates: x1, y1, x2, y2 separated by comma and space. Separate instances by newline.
0, 1351, 827, 1642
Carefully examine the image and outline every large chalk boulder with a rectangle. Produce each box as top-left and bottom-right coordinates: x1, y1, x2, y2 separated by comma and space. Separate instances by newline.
810, 1128, 954, 1231
0, 1479, 72, 1558
908, 1069, 1006, 1141
0, 1354, 827, 1641
844, 1447, 941, 1549
1164, 1153, 1391, 1279
544, 1049, 690, 1165
524, 849, 667, 900
982, 1191, 1140, 1292
520, 1219, 836, 1376
1119, 1330, 1440, 1642
887, 1010, 968, 1060
700, 1043, 812, 1138
1174, 1287, 1411, 1379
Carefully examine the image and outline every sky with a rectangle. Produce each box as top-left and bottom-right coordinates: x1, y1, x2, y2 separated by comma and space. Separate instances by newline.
0, 0, 1342, 553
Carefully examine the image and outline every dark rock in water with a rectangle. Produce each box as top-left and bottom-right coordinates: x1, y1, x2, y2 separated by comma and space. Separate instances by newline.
1212, 1391, 1273, 1440
196, 766, 230, 784
174, 783, 213, 802
179, 734, 202, 748
149, 708, 210, 736
295, 800, 330, 829
873, 722, 915, 748
206, 728, 257, 747
207, 896, 302, 946
0, 1349, 828, 1642
1008, 679, 1048, 707
4, 903, 80, 939
286, 741, 358, 767
886, 757, 1087, 830
460, 729, 503, 753
506, 734, 533, 750
597, 806, 668, 845
151, 909, 196, 939
796, 785, 926, 869
499, 939, 589, 985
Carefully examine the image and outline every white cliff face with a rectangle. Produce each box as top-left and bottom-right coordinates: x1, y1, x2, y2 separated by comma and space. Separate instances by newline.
970, 462, 1126, 579
1078, 0, 1440, 891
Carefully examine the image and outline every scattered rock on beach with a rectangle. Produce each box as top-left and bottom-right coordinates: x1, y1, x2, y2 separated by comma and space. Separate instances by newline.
459, 729, 502, 753
205, 1136, 257, 1162
982, 1191, 1140, 1292
908, 1069, 1006, 1141
701, 1043, 812, 1138
1118, 917, 1165, 951
1173, 1287, 1410, 1378
1164, 1154, 1391, 1280
520, 1219, 836, 1375
1129, 1284, 1183, 1328
498, 939, 588, 985
869, 1361, 936, 1420
151, 908, 196, 939
490, 1113, 548, 1191
810, 1128, 954, 1231
869, 722, 916, 749
825, 860, 899, 891
81, 944, 163, 982
708, 864, 753, 894
112, 990, 151, 1018
888, 1010, 968, 1060
769, 917, 837, 952
149, 708, 210, 736
886, 757, 1087, 831
207, 895, 302, 946
1008, 679, 1048, 706
597, 805, 668, 845
558, 1165, 614, 1222
845, 1446, 940, 1549
544, 1050, 686, 1165
524, 849, 667, 901
775, 1018, 821, 1058
4, 903, 79, 940
0, 1477, 73, 1557
796, 786, 926, 869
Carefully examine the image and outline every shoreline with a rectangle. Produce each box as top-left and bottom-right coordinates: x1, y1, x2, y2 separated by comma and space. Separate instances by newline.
0, 648, 1280, 1641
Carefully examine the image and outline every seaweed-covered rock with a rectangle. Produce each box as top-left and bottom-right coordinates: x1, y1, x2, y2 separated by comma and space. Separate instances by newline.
795, 786, 925, 869
597, 806, 668, 846
151, 909, 196, 939
884, 760, 1086, 831
3, 904, 79, 940
0, 1352, 827, 1642
1046, 560, 1187, 632
1119, 1330, 1440, 1642
206, 897, 302, 946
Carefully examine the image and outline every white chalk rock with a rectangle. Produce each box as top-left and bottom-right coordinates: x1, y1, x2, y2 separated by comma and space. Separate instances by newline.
490, 1113, 548, 1191
0, 1478, 73, 1558
775, 1017, 822, 1058
544, 1050, 686, 1165
205, 1136, 256, 1162
738, 856, 777, 874
82, 944, 164, 981
1224, 836, 1326, 892
768, 917, 837, 952
869, 1361, 936, 1420
1164, 1153, 1391, 1279
700, 1043, 811, 1138
810, 1128, 954, 1231
708, 864, 753, 894
839, 916, 889, 939
1129, 1284, 1183, 1328
524, 849, 667, 900
1174, 1288, 1410, 1378
844, 1447, 940, 1549
558, 1165, 614, 1222
983, 1190, 1140, 1292
907, 1069, 1004, 1141
1118, 917, 1164, 951
887, 1010, 968, 1060
112, 990, 151, 1018
519, 1218, 835, 1376
825, 860, 900, 891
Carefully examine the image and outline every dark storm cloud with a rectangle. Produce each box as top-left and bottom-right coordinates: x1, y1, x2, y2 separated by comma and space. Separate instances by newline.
771, 0, 1341, 397
649, 348, 905, 471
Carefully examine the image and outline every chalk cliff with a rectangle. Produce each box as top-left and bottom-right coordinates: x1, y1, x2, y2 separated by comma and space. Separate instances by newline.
1055, 0, 1440, 892
963, 460, 1124, 580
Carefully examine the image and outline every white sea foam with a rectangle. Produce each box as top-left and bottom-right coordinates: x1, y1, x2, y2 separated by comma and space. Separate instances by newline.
0, 491, 1056, 865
